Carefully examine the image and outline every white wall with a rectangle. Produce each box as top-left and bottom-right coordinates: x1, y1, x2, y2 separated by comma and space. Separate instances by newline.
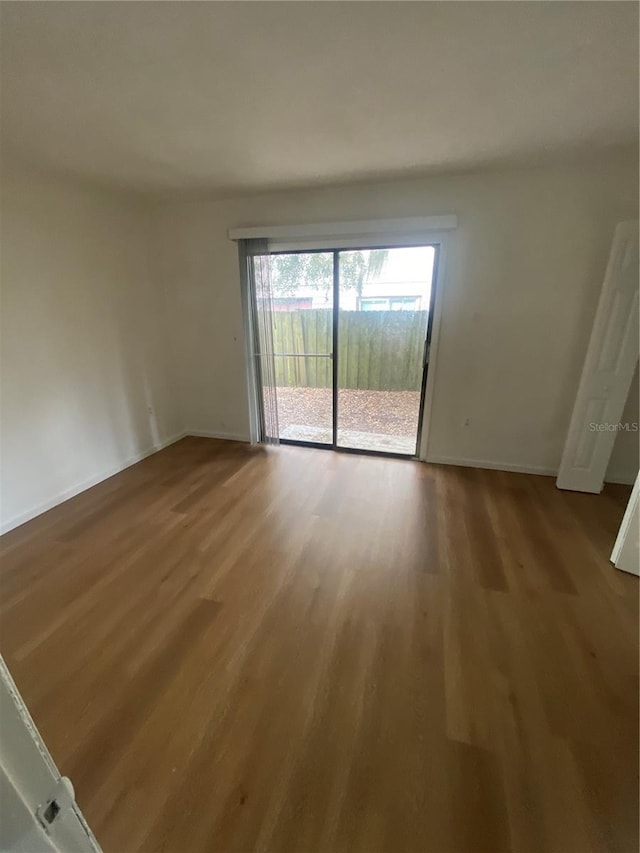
151, 153, 639, 476
2, 155, 637, 534
0, 167, 181, 532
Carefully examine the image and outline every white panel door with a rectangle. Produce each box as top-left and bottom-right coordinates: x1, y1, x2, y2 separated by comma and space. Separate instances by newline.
611, 472, 640, 575
0, 656, 101, 852
557, 221, 639, 493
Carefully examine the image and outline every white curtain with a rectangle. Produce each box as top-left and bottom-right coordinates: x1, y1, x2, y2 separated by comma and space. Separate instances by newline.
243, 239, 280, 445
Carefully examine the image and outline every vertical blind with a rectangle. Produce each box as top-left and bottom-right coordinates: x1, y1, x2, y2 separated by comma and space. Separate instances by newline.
242, 239, 280, 444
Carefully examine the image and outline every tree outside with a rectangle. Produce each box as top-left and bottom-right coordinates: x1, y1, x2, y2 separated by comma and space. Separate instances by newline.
269, 250, 389, 302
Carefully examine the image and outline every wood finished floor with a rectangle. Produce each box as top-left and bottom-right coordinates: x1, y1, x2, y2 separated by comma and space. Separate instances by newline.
0, 437, 637, 853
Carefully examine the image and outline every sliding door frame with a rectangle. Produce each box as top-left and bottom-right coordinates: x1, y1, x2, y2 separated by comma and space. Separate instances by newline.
249, 239, 446, 459
331, 242, 440, 459
265, 247, 335, 450
331, 250, 340, 451
415, 243, 440, 456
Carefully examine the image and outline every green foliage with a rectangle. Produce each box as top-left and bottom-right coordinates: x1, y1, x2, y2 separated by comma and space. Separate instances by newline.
270, 253, 332, 296
270, 250, 388, 297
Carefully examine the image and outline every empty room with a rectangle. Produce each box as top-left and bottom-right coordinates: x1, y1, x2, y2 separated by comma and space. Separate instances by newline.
0, 2, 638, 852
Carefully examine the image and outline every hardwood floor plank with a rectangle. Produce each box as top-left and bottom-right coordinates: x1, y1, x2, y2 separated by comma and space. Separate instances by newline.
448, 739, 511, 853
65, 598, 222, 797
0, 438, 636, 853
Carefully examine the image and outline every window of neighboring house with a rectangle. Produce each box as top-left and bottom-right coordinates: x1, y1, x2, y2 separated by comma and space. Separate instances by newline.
390, 296, 421, 310
360, 296, 421, 311
272, 297, 313, 312
360, 298, 388, 311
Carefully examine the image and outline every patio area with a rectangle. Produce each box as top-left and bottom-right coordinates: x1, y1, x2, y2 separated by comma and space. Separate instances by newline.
276, 387, 421, 454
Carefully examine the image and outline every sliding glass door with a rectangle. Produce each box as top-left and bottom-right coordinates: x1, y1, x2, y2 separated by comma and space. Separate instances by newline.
336, 246, 435, 455
252, 244, 437, 457
269, 251, 334, 446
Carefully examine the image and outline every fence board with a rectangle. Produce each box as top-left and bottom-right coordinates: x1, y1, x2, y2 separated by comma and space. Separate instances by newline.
271, 309, 427, 391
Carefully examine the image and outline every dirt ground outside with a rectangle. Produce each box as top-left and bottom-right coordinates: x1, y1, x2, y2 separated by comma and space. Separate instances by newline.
276, 387, 421, 453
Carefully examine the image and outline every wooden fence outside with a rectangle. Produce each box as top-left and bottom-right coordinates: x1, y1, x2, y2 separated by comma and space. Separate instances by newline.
271, 309, 428, 391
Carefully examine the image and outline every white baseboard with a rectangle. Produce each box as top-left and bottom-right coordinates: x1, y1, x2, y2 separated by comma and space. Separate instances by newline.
424, 454, 636, 486
1, 430, 254, 536
424, 454, 557, 477
185, 430, 250, 443
604, 472, 638, 486
0, 431, 187, 536
3, 432, 629, 538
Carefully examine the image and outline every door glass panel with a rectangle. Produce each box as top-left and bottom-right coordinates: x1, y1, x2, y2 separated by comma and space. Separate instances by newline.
269, 252, 334, 444
336, 246, 435, 455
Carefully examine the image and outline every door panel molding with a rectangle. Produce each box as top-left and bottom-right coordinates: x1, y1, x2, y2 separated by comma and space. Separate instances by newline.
557, 221, 639, 493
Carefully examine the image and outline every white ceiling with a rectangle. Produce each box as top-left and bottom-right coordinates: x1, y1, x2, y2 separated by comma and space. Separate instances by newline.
1, 1, 638, 195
